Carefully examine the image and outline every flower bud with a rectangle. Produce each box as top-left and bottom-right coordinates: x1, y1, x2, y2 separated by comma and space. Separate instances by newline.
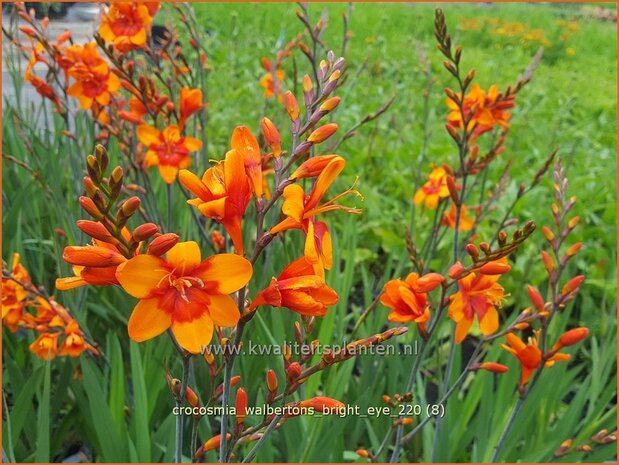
290, 155, 342, 180
553, 327, 589, 350
568, 216, 580, 229
284, 91, 300, 121
83, 176, 98, 198
120, 196, 141, 217
235, 388, 247, 425
79, 196, 104, 221
132, 223, 159, 242
307, 123, 337, 143
185, 386, 200, 408
478, 362, 509, 373
542, 226, 555, 242
261, 117, 282, 158
211, 230, 225, 252
566, 242, 582, 257
266, 369, 278, 393
448, 261, 466, 280
286, 362, 302, 380
76, 220, 115, 243
302, 74, 313, 93
147, 233, 179, 256
356, 449, 370, 458
541, 251, 554, 273
319, 96, 341, 112
527, 285, 545, 312
477, 260, 511, 275
298, 396, 344, 413
446, 175, 459, 205
561, 275, 585, 295
466, 243, 479, 261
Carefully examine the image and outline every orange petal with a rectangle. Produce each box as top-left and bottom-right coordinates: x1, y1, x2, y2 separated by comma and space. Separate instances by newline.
306, 157, 346, 209
195, 254, 252, 294
172, 313, 214, 354
208, 294, 241, 327
166, 241, 202, 275
281, 184, 306, 222
137, 124, 161, 146
127, 298, 171, 342
159, 164, 178, 184
116, 254, 168, 298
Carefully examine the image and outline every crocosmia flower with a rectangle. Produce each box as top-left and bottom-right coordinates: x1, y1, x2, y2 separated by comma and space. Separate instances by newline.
270, 156, 361, 277
380, 272, 444, 334
66, 43, 120, 110
179, 149, 251, 255
2, 253, 31, 333
501, 332, 570, 387
249, 257, 339, 316
448, 259, 509, 343
137, 124, 202, 184
447, 84, 514, 140
413, 166, 450, 209
99, 2, 157, 52
442, 204, 475, 231
116, 241, 252, 353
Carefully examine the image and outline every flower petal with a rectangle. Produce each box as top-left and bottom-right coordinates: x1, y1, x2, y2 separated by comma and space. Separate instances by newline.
116, 254, 168, 298
127, 298, 171, 342
172, 313, 214, 353
208, 294, 241, 327
195, 254, 252, 294
166, 241, 202, 275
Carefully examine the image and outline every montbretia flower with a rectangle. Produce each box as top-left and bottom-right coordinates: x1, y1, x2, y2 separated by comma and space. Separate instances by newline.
66, 43, 120, 110
98, 2, 157, 52
137, 124, 202, 184
29, 332, 60, 360
179, 150, 251, 255
56, 240, 127, 290
259, 63, 285, 102
179, 86, 204, 129
448, 259, 509, 343
231, 126, 263, 198
2, 253, 31, 333
270, 156, 361, 276
501, 332, 570, 387
249, 257, 339, 316
116, 241, 252, 353
442, 204, 475, 231
447, 84, 514, 140
380, 272, 445, 334
413, 166, 450, 209
57, 320, 91, 357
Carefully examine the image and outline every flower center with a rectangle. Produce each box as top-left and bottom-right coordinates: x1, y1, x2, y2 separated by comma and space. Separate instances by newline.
157, 271, 205, 303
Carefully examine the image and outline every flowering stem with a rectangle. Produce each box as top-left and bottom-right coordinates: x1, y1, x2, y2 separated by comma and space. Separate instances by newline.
242, 414, 282, 463
490, 396, 525, 462
167, 183, 173, 232
430, 327, 457, 461
175, 354, 191, 463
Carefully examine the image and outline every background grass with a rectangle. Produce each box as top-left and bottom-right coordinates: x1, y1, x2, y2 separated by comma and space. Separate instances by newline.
2, 2, 617, 463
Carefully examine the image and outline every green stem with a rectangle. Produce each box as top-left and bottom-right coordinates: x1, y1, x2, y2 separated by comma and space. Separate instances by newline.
175, 355, 191, 463
491, 397, 525, 462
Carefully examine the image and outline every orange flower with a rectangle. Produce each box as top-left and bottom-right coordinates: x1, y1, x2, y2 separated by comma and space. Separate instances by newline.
442, 204, 475, 231
447, 84, 514, 140
231, 126, 263, 198
2, 253, 31, 332
249, 257, 339, 316
57, 320, 90, 357
116, 241, 252, 353
448, 259, 508, 343
270, 156, 361, 276
29, 332, 60, 360
137, 124, 202, 184
259, 68, 285, 102
179, 150, 251, 255
56, 240, 127, 290
66, 42, 120, 110
413, 166, 450, 209
501, 332, 569, 387
380, 272, 444, 333
179, 87, 204, 129
99, 2, 155, 52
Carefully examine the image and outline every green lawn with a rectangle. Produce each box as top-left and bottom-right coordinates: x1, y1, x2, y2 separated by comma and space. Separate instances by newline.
2, 2, 616, 463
